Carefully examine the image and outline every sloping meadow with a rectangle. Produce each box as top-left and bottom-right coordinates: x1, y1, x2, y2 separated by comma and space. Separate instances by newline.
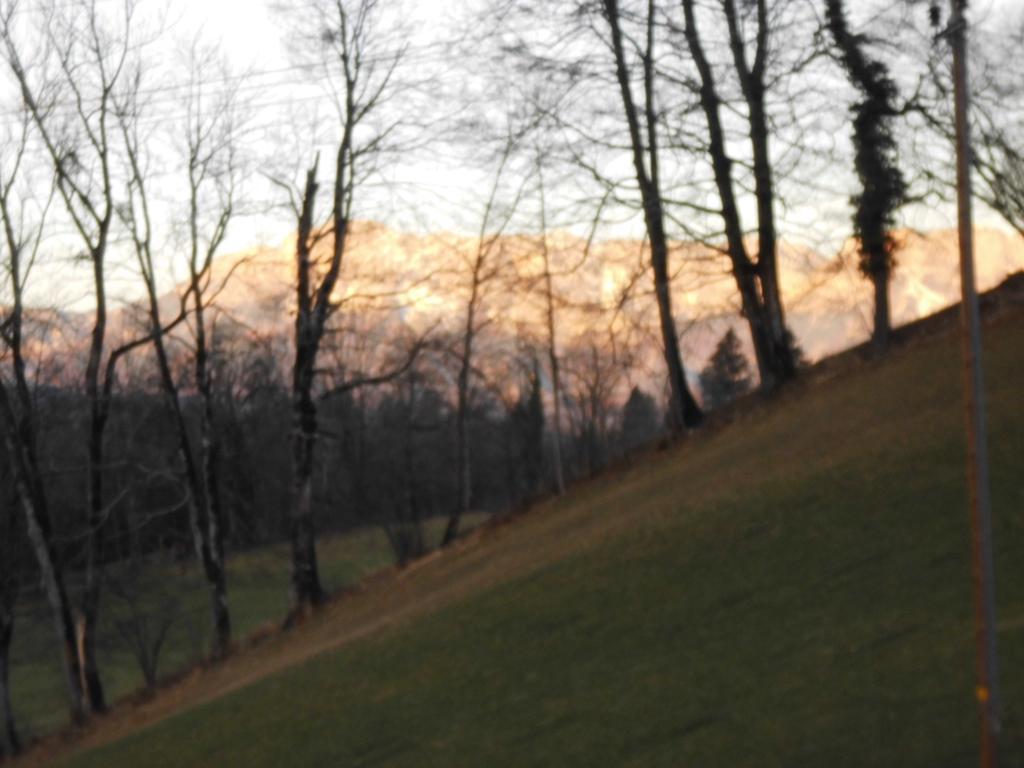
45, 309, 1024, 767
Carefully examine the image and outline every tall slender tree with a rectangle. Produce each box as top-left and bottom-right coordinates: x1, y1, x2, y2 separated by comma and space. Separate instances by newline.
443, 132, 526, 546
722, 0, 795, 383
0, 0, 150, 712
0, 334, 24, 758
601, 0, 703, 432
276, 0, 410, 615
535, 162, 566, 495
0, 101, 87, 722
679, 0, 796, 390
115, 43, 245, 656
179, 44, 245, 654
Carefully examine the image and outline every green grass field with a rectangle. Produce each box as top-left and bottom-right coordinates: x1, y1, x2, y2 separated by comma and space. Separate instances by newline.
10, 518, 479, 740
22, 307, 1024, 766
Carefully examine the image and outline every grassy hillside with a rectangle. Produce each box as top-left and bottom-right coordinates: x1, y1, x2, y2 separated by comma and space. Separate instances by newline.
26, 303, 1024, 767
10, 519, 479, 738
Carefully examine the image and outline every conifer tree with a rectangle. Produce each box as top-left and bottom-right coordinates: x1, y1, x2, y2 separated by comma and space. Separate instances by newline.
621, 387, 660, 451
699, 329, 753, 411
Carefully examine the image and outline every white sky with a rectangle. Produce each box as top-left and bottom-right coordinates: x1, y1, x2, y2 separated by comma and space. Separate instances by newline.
171, 0, 453, 68
157, 0, 474, 249
167, 0, 1020, 242
177, 1, 283, 64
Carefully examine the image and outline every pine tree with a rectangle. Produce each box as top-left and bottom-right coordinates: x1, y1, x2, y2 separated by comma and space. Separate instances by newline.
786, 329, 808, 371
621, 387, 661, 452
699, 329, 753, 411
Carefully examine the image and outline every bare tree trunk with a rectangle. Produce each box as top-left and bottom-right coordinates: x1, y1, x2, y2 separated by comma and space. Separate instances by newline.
288, 162, 327, 615
721, 0, 795, 386
190, 288, 231, 651
545, 292, 566, 496
0, 157, 87, 722
1, 422, 85, 723
285, 56, 360, 613
537, 176, 566, 496
398, 375, 425, 564
652, 250, 701, 430
152, 326, 231, 657
138, 287, 233, 654
0, 606, 18, 758
199, 387, 231, 654
275, 0, 408, 608
747, 87, 793, 383
79, 242, 110, 714
442, 134, 523, 545
289, 379, 325, 611
443, 339, 473, 546
174, 39, 245, 655
20, 509, 84, 722
1, 0, 131, 712
682, 0, 790, 391
119, 105, 234, 658
285, 139, 419, 599
0, 548, 20, 757
871, 265, 891, 350
604, 0, 702, 431
188, 150, 235, 658
76, 586, 105, 715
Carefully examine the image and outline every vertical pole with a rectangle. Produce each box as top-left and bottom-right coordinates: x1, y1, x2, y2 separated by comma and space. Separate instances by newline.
948, 2, 1001, 765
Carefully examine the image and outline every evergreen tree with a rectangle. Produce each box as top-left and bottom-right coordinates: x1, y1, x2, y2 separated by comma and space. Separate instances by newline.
699, 329, 753, 411
786, 329, 808, 371
621, 387, 661, 452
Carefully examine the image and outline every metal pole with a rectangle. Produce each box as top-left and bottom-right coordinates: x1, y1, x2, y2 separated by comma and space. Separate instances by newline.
948, 1, 1001, 765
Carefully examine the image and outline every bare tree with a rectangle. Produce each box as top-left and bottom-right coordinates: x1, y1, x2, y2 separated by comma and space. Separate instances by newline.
520, 148, 607, 496
114, 43, 245, 657
274, 0, 411, 616
442, 133, 528, 546
283, 159, 335, 614
0, 97, 89, 722
0, 428, 21, 756
601, 0, 703, 432
535, 163, 566, 495
721, 0, 796, 383
562, 327, 635, 476
108, 552, 180, 690
488, 0, 706, 433
178, 43, 246, 656
376, 367, 429, 565
944, 10, 1024, 239
678, 0, 798, 389
0, 0, 150, 713
974, 120, 1024, 240
892, 6, 1023, 237
505, 350, 546, 500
